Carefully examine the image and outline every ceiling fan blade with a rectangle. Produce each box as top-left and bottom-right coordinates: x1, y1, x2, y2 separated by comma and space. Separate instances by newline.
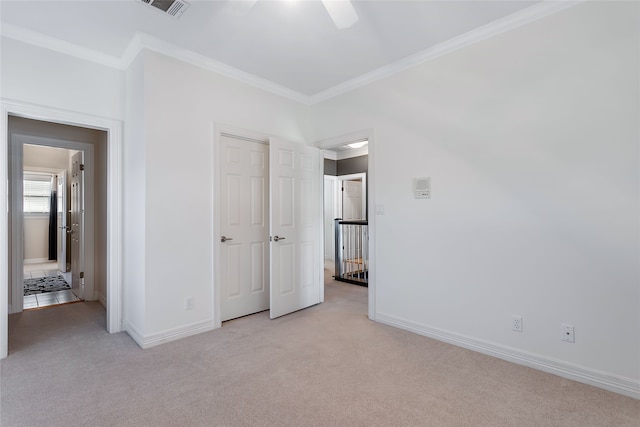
322, 0, 359, 29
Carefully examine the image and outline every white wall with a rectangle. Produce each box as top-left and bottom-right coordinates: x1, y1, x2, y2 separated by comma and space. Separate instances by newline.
23, 217, 49, 261
0, 38, 124, 120
123, 52, 147, 338
24, 144, 70, 170
306, 2, 640, 394
124, 50, 308, 344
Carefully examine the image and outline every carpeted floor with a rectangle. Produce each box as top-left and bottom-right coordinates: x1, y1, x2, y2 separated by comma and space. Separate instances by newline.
23, 276, 71, 296
2, 271, 639, 426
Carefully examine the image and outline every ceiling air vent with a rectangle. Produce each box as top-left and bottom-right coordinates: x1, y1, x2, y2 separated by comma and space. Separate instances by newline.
141, 0, 190, 19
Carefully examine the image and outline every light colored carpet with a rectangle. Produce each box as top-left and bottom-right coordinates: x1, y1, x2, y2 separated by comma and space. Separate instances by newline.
2, 272, 639, 426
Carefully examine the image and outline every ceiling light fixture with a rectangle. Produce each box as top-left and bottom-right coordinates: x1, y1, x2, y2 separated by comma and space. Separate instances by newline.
348, 140, 368, 149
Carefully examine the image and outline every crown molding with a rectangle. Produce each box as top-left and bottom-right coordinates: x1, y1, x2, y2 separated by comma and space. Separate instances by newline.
1, 1, 581, 106
323, 150, 338, 161
0, 23, 123, 69
338, 146, 368, 160
125, 33, 310, 105
308, 1, 582, 104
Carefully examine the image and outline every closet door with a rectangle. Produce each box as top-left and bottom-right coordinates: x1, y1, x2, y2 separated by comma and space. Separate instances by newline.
269, 138, 322, 318
219, 135, 270, 321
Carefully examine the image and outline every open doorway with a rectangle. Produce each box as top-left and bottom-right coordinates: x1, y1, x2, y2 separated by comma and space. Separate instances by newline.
22, 154, 78, 310
1, 101, 123, 359
316, 130, 376, 320
322, 139, 370, 289
8, 117, 103, 316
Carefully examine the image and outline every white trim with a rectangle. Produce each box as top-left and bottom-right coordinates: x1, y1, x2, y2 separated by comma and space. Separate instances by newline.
324, 146, 369, 161
323, 150, 337, 161
98, 292, 107, 309
308, 1, 582, 104
24, 258, 51, 265
0, 23, 123, 69
1, 99, 124, 359
212, 123, 222, 329
315, 128, 376, 321
376, 312, 640, 400
1, 2, 580, 105
336, 146, 368, 161
128, 34, 310, 104
8, 137, 23, 314
124, 318, 217, 349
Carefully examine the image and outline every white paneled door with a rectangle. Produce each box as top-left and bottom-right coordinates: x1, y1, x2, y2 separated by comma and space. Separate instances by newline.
70, 151, 84, 299
219, 135, 270, 321
342, 179, 363, 220
323, 176, 338, 260
269, 138, 322, 319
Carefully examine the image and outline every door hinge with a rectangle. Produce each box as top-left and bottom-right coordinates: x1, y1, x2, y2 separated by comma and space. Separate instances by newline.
80, 271, 85, 279
79, 164, 85, 171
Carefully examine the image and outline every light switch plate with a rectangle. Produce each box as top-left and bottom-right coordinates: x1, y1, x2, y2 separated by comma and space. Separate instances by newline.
414, 177, 431, 199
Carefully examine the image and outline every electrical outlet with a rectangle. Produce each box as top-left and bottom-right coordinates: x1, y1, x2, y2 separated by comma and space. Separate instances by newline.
561, 324, 575, 343
185, 297, 194, 310
512, 315, 523, 332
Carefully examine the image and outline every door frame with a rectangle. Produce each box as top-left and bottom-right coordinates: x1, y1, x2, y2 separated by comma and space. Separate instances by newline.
56, 169, 68, 273
1, 99, 123, 359
315, 129, 376, 321
10, 136, 94, 312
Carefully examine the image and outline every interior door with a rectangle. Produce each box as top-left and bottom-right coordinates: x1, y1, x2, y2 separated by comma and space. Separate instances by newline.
219, 135, 270, 321
269, 138, 322, 319
323, 176, 338, 261
70, 151, 84, 299
342, 179, 362, 220
56, 171, 67, 272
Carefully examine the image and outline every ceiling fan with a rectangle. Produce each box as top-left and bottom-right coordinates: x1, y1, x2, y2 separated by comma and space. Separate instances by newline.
141, 0, 359, 29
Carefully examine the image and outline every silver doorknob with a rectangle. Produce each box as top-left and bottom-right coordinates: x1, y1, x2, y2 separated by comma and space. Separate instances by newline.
273, 236, 286, 242
221, 236, 233, 242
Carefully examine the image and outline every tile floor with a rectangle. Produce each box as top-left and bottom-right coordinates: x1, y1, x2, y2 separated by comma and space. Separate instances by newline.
23, 262, 79, 310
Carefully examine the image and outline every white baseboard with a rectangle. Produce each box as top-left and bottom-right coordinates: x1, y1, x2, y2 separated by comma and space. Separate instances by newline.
24, 258, 51, 265
124, 318, 217, 349
98, 292, 107, 308
375, 312, 640, 400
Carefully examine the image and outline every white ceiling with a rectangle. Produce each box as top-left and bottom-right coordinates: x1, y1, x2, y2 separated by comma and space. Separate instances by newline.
1, 1, 573, 103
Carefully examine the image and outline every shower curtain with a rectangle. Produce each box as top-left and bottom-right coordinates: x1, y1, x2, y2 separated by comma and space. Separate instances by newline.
48, 189, 57, 261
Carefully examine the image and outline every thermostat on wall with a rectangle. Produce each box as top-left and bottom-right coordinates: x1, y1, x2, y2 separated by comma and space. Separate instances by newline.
413, 177, 431, 199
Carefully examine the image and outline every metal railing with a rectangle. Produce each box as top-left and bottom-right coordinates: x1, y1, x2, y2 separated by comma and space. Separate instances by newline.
334, 219, 368, 286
